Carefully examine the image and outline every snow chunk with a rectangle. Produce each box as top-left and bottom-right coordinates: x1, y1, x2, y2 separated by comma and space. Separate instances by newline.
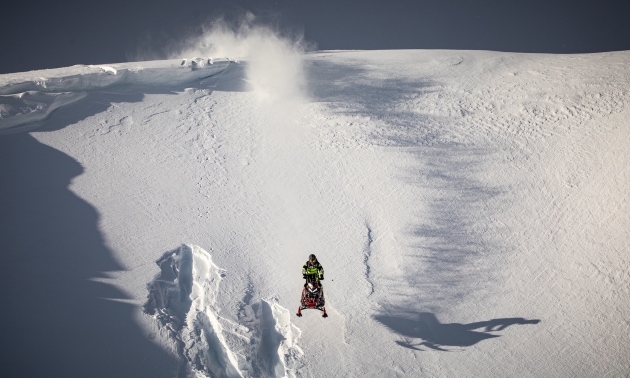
88, 65, 117, 75
145, 244, 304, 378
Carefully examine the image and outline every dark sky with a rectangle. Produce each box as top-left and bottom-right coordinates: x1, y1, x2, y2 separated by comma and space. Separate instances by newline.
1, 0, 629, 74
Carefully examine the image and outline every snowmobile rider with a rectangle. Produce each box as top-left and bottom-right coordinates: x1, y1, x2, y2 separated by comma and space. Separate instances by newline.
302, 254, 324, 286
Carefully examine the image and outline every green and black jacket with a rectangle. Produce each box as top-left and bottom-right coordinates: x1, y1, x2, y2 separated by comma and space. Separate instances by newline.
302, 261, 324, 280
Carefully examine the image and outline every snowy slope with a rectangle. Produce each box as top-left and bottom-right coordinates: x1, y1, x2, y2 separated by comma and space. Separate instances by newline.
1, 48, 629, 377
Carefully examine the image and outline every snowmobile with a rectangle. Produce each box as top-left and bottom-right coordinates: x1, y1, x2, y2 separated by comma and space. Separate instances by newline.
296, 277, 328, 318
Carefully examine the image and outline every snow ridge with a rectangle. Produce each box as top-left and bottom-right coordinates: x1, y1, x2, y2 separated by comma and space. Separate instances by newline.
145, 244, 303, 378
0, 59, 231, 95
0, 91, 86, 131
0, 59, 231, 131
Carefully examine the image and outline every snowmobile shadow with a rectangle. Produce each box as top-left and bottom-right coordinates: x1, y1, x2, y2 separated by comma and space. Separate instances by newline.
0, 133, 177, 377
375, 312, 540, 351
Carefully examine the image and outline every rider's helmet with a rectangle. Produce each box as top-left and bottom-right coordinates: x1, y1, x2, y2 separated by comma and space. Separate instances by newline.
309, 254, 317, 263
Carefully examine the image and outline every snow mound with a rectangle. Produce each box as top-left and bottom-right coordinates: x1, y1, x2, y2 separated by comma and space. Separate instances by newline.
145, 244, 303, 378
0, 59, 232, 130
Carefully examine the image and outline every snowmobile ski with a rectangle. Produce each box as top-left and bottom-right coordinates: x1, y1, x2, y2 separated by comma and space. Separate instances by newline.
296, 280, 327, 318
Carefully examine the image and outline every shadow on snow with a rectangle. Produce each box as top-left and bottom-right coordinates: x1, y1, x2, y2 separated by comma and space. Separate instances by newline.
0, 66, 245, 376
306, 58, 447, 145
0, 133, 177, 377
305, 58, 541, 350
375, 312, 540, 351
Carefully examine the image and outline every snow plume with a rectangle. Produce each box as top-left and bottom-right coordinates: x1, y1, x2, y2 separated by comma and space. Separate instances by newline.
177, 13, 308, 103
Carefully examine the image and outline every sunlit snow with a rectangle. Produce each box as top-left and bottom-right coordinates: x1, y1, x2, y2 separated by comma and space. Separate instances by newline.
1, 33, 629, 377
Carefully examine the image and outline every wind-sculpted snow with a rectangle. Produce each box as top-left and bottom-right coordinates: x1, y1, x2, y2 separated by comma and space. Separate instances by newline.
0, 91, 86, 130
0, 58, 231, 130
145, 245, 304, 378
0, 59, 231, 95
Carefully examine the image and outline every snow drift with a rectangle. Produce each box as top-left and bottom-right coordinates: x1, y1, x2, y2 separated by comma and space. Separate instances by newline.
145, 245, 303, 378
0, 59, 231, 131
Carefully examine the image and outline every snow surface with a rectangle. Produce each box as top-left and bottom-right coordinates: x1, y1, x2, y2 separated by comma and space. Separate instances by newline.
0, 48, 629, 377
